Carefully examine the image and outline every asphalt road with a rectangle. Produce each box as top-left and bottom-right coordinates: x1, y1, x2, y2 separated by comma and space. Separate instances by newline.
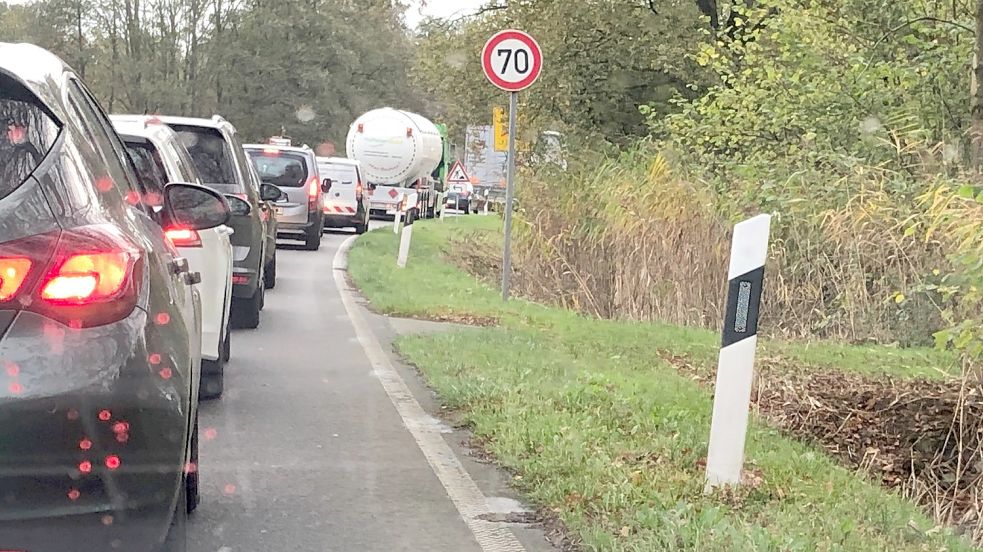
187, 223, 550, 552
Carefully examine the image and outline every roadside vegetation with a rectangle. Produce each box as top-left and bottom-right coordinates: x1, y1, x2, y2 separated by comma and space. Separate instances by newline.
348, 217, 976, 550
412, 1, 983, 542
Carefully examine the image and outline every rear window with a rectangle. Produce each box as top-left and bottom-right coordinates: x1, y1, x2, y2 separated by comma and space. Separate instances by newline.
0, 73, 61, 201
248, 149, 309, 188
318, 163, 358, 186
167, 124, 240, 194
121, 138, 168, 207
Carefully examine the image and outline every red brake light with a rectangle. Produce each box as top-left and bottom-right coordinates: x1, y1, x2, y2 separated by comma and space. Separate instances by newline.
42, 251, 134, 305
0, 225, 142, 327
307, 176, 320, 211
263, 148, 280, 155
0, 258, 32, 302
165, 228, 202, 248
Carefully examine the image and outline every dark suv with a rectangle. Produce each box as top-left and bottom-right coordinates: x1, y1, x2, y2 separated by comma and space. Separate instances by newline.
0, 43, 232, 551
137, 116, 281, 329
244, 143, 328, 250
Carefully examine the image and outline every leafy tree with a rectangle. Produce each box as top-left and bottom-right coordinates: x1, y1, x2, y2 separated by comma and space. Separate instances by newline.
413, 0, 710, 146
0, 0, 424, 147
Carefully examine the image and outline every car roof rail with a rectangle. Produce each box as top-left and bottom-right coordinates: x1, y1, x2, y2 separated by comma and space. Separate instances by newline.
211, 114, 227, 124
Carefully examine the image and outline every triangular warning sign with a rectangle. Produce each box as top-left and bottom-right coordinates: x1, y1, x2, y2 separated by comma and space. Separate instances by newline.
446, 161, 471, 184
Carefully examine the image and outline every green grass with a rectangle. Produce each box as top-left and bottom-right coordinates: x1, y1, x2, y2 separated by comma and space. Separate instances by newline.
347, 217, 973, 551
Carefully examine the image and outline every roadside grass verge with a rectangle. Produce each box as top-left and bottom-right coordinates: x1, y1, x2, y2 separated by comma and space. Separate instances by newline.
347, 217, 972, 551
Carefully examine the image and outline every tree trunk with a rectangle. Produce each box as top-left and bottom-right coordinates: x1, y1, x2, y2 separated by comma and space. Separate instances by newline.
970, 0, 983, 168
74, 1, 85, 78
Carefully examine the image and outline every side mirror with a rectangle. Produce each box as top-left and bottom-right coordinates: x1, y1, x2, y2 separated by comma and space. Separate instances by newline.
163, 183, 231, 230
321, 178, 332, 193
260, 183, 282, 202
225, 194, 251, 216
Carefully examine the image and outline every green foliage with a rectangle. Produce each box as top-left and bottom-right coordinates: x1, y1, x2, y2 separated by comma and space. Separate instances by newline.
915, 183, 983, 362
412, 0, 711, 146
513, 143, 956, 344
647, 0, 981, 358
657, 0, 972, 198
0, 0, 423, 146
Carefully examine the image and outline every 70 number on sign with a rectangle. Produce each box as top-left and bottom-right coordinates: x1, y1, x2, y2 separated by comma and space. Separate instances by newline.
495, 42, 531, 77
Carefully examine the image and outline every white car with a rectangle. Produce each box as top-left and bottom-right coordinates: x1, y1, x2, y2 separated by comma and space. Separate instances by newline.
111, 116, 235, 400
318, 157, 371, 233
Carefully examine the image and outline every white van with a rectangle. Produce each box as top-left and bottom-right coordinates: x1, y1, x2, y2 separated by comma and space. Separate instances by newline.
317, 157, 370, 234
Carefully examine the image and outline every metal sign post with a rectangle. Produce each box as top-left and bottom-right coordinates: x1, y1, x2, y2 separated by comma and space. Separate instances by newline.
482, 29, 543, 301
501, 92, 518, 300
705, 214, 772, 490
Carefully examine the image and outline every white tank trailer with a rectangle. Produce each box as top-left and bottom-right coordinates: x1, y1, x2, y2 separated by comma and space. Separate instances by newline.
346, 108, 442, 187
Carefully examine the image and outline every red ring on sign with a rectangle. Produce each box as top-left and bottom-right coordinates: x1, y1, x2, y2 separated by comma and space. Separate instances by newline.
482, 30, 543, 92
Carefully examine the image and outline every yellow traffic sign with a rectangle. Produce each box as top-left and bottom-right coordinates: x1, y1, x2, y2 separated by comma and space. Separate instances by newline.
493, 107, 508, 152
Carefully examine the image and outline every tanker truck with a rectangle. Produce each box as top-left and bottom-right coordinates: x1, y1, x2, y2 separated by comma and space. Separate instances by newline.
346, 108, 449, 219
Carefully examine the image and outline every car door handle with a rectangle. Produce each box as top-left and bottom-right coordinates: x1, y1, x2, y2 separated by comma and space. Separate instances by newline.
183, 271, 202, 286
169, 257, 190, 275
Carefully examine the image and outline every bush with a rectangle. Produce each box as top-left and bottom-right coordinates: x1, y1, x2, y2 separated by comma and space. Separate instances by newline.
516, 148, 958, 344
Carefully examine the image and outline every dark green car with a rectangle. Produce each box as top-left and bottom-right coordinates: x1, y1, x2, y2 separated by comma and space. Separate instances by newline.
155, 116, 280, 329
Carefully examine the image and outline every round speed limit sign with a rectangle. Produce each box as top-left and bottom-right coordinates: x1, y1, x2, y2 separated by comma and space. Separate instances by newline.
482, 30, 543, 92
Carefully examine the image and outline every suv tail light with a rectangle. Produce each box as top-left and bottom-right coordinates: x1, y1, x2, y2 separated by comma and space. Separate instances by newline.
0, 225, 142, 328
356, 181, 364, 201
165, 228, 202, 248
0, 258, 32, 301
307, 176, 319, 211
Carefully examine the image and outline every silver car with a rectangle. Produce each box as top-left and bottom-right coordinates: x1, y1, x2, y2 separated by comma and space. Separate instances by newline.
244, 144, 329, 251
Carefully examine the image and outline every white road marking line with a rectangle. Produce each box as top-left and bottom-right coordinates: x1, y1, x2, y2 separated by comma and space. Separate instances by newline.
333, 236, 526, 552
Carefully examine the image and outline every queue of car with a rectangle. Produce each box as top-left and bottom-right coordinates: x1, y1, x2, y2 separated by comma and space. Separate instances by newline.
0, 43, 346, 551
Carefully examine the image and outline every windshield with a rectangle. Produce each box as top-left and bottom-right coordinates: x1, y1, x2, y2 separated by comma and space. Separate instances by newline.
317, 163, 357, 186
247, 149, 309, 187
167, 124, 240, 194
0, 73, 60, 201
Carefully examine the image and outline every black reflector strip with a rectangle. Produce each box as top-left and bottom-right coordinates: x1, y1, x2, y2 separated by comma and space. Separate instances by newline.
721, 266, 765, 347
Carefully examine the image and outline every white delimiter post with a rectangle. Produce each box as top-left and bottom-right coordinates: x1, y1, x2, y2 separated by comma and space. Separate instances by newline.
393, 194, 404, 234
705, 214, 772, 490
396, 209, 414, 268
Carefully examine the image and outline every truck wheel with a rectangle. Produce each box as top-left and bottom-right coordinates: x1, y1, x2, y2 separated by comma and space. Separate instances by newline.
231, 290, 261, 329
163, 483, 188, 551
221, 326, 231, 363
264, 255, 277, 290
200, 358, 224, 400
304, 224, 322, 251
186, 414, 200, 513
